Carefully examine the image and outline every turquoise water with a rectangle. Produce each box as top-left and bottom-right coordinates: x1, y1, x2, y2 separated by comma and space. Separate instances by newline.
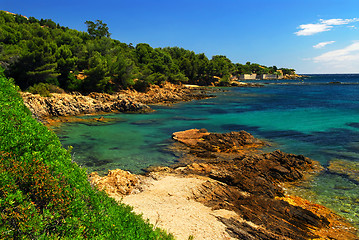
53, 74, 359, 226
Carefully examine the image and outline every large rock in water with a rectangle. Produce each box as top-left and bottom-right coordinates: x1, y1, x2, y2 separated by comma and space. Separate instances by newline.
90, 129, 358, 239
166, 129, 357, 239
172, 129, 266, 155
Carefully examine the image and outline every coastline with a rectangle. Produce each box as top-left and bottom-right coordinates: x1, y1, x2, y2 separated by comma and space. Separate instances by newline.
90, 129, 358, 239
21, 82, 359, 239
21, 82, 218, 125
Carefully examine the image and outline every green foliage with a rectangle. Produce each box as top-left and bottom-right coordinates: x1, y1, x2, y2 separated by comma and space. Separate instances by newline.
85, 20, 111, 38
27, 82, 65, 97
0, 10, 295, 93
0, 70, 174, 239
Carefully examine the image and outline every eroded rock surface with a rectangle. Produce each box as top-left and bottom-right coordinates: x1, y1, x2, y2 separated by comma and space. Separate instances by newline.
21, 82, 214, 122
119, 82, 214, 105
166, 129, 356, 239
90, 129, 358, 239
21, 92, 150, 120
89, 169, 141, 196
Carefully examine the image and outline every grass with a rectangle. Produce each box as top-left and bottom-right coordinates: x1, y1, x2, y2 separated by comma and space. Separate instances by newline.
0, 69, 174, 239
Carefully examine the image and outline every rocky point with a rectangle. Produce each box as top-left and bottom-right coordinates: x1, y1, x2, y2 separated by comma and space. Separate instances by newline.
90, 129, 358, 239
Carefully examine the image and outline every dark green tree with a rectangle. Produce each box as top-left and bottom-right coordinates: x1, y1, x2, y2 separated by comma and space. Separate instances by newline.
83, 51, 110, 92
85, 20, 111, 38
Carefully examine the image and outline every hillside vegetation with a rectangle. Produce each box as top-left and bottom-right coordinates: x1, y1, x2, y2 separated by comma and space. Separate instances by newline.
0, 11, 294, 94
0, 68, 173, 239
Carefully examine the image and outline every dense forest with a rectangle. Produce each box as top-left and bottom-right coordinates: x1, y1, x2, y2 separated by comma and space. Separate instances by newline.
0, 10, 295, 94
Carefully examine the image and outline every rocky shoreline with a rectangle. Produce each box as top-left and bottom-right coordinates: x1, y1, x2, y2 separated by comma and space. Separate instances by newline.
21, 82, 217, 124
90, 129, 358, 240
21, 82, 358, 239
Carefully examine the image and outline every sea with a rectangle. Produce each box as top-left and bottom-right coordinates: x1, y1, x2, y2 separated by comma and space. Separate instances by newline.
53, 74, 359, 227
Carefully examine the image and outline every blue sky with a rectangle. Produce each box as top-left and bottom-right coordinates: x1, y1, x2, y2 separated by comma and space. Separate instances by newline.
2, 0, 359, 73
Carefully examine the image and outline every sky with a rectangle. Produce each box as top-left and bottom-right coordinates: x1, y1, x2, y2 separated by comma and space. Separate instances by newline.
2, 0, 359, 74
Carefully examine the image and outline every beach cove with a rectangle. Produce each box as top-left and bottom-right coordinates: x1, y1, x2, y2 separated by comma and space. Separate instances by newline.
37, 75, 359, 238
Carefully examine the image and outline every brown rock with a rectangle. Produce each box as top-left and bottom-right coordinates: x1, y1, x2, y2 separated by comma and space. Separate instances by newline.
172, 129, 266, 154
21, 82, 215, 122
89, 169, 139, 196
21, 92, 151, 121
165, 129, 352, 239
172, 129, 210, 146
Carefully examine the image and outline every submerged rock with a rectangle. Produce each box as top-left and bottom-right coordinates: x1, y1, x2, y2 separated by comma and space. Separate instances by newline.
328, 159, 359, 183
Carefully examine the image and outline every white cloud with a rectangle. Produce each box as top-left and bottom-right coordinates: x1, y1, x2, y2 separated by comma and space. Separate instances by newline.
313, 41, 336, 49
312, 42, 359, 73
313, 41, 359, 62
295, 18, 359, 36
295, 23, 332, 36
320, 18, 358, 25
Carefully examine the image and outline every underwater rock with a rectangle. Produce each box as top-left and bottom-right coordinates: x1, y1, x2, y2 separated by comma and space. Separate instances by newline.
328, 159, 359, 183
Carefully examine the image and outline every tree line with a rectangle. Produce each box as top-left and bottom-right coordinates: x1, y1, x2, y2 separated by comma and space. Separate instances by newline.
0, 11, 295, 93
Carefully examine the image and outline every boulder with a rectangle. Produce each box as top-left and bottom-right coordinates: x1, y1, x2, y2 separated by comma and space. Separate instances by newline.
89, 169, 139, 196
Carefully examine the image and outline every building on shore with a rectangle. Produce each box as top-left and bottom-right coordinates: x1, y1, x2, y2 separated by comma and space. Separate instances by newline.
239, 74, 257, 80
260, 74, 279, 80
238, 70, 299, 81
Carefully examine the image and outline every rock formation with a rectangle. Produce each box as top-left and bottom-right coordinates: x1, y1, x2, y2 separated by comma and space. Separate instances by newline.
21, 82, 214, 122
21, 91, 150, 120
90, 129, 358, 239
118, 81, 214, 105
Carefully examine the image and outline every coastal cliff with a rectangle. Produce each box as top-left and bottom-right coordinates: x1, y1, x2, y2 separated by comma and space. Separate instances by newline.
90, 129, 358, 240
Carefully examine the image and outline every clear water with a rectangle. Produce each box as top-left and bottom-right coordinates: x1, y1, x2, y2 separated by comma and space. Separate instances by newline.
53, 74, 359, 226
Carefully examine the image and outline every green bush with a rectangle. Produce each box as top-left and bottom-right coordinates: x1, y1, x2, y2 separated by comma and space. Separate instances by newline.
27, 82, 65, 97
0, 70, 173, 239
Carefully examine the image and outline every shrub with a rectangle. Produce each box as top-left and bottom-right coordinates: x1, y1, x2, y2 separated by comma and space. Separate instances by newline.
27, 82, 65, 97
0, 69, 174, 239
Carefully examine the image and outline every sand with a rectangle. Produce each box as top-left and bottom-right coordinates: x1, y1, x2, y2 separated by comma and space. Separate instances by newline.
118, 175, 238, 240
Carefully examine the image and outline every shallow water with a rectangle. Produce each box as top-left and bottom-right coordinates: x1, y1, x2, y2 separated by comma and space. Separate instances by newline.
54, 74, 359, 227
